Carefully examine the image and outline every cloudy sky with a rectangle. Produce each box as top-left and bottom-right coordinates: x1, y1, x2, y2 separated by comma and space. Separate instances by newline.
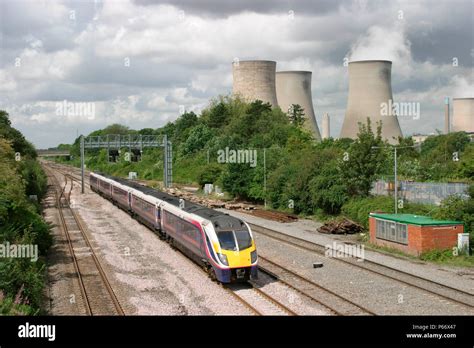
0, 0, 472, 148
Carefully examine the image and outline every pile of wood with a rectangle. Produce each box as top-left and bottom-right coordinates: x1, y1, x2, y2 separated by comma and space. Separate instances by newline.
248, 209, 298, 223
317, 218, 364, 235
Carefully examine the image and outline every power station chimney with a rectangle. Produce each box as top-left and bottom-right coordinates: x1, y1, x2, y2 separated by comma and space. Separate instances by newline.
322, 113, 330, 139
452, 97, 474, 133
444, 97, 450, 134
275, 71, 321, 140
340, 60, 403, 144
232, 60, 278, 106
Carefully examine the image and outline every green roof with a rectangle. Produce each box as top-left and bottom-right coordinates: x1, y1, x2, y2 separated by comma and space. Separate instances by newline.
370, 213, 463, 226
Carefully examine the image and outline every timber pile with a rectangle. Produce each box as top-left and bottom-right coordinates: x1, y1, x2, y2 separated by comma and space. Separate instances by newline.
318, 219, 363, 235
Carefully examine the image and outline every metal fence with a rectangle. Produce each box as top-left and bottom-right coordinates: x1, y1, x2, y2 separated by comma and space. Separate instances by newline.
371, 180, 470, 205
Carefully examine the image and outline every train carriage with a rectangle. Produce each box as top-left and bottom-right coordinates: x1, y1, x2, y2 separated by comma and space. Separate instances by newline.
89, 172, 258, 283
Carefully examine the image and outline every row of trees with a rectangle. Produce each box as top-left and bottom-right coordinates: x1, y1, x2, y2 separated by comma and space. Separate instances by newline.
60, 97, 473, 233
0, 111, 52, 314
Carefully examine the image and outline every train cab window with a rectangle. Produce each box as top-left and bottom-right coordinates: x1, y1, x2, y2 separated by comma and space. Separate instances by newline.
217, 231, 237, 251
235, 230, 252, 250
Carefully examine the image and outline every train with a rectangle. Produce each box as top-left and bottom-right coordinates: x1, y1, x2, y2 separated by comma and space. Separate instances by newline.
89, 172, 258, 283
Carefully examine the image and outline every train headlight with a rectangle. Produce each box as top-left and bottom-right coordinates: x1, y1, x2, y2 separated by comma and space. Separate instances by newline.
251, 250, 257, 263
217, 253, 229, 266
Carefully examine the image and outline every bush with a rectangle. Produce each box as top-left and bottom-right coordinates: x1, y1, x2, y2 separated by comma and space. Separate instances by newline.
434, 184, 474, 245
197, 163, 223, 188
341, 195, 435, 229
342, 196, 395, 229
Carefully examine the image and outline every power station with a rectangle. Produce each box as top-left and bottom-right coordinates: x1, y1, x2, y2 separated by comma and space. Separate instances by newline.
275, 71, 321, 140
340, 60, 403, 144
452, 98, 474, 133
232, 60, 278, 106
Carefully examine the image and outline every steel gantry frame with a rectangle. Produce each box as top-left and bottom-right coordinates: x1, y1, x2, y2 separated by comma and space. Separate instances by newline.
80, 134, 172, 193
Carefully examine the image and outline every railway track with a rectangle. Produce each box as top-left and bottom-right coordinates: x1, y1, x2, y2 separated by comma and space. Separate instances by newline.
223, 282, 298, 316
49, 161, 474, 314
250, 223, 474, 310
44, 165, 125, 315
258, 256, 374, 315
47, 163, 300, 316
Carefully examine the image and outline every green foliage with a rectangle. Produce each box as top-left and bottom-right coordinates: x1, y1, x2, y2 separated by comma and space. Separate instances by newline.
180, 124, 214, 156
418, 132, 471, 181
287, 104, 305, 127
222, 163, 255, 199
341, 195, 435, 229
309, 157, 348, 214
420, 249, 474, 267
457, 145, 474, 180
197, 163, 223, 187
342, 196, 395, 229
90, 123, 131, 136
0, 117, 51, 314
433, 184, 474, 239
0, 110, 37, 159
172, 111, 198, 143
201, 98, 233, 128
341, 119, 388, 197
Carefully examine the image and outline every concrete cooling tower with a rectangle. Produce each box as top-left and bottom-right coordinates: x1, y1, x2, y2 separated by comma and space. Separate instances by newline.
452, 98, 474, 133
340, 60, 403, 144
232, 60, 278, 106
275, 71, 321, 140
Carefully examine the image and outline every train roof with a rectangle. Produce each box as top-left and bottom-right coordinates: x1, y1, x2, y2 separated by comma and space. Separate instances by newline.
92, 172, 240, 225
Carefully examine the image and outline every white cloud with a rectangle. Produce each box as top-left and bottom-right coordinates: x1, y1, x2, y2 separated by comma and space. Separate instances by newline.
0, 0, 472, 146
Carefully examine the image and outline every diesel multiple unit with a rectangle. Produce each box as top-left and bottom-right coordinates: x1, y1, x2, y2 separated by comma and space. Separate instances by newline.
89, 172, 258, 283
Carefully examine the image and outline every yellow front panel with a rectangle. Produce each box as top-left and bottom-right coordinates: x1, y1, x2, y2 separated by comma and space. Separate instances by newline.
221, 241, 256, 268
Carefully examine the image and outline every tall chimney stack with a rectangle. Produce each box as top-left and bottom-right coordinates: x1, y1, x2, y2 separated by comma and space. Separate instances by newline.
322, 113, 330, 139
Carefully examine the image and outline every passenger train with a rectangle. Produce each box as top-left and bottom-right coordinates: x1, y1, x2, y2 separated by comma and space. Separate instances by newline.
89, 172, 258, 283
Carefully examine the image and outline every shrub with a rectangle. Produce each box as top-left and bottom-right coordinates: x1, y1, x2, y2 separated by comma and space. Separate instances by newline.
197, 163, 223, 188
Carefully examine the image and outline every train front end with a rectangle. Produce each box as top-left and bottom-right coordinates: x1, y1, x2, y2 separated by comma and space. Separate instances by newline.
206, 216, 258, 283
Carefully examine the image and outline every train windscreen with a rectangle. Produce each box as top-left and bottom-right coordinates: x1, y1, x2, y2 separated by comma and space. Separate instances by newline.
217, 229, 252, 251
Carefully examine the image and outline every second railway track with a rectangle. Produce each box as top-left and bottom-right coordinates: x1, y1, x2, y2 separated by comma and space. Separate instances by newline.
44, 165, 125, 315
250, 223, 474, 309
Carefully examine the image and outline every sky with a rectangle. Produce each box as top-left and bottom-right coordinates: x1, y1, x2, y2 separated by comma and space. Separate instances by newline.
0, 0, 472, 148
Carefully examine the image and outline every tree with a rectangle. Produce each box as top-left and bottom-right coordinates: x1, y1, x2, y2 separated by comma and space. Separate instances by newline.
173, 111, 198, 142
180, 124, 214, 156
0, 110, 37, 158
287, 104, 305, 127
341, 118, 387, 197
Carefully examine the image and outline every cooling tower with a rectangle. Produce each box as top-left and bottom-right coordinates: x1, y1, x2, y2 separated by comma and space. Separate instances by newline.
275, 71, 321, 140
322, 113, 330, 139
452, 98, 474, 133
232, 60, 278, 106
340, 60, 403, 144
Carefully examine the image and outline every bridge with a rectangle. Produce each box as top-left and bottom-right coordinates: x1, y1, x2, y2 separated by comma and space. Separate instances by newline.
37, 149, 71, 157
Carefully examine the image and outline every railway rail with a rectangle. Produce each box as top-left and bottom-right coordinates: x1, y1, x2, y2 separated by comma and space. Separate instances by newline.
258, 256, 375, 315
44, 164, 125, 315
250, 223, 474, 309
47, 161, 474, 314
46, 163, 300, 315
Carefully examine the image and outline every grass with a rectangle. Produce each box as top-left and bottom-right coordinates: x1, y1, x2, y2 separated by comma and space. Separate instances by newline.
420, 248, 474, 268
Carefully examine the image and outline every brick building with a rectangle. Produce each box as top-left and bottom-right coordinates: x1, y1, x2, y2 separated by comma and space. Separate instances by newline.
369, 213, 464, 256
